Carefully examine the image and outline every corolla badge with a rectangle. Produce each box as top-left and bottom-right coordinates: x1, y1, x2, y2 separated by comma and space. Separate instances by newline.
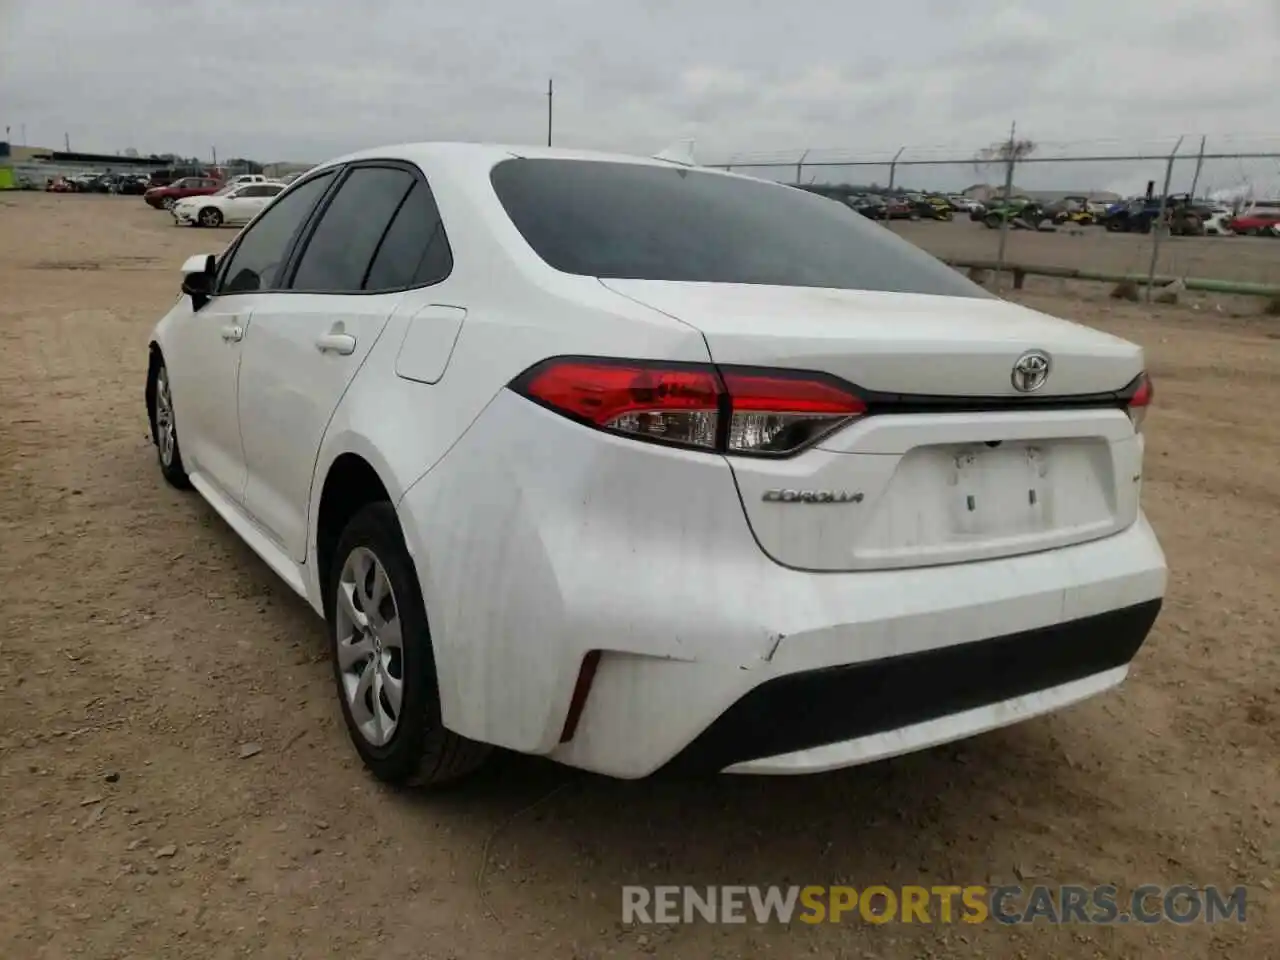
1011, 350, 1051, 393
762, 489, 864, 504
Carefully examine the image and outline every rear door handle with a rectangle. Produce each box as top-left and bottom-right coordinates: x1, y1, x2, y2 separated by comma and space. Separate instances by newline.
220, 324, 244, 342
315, 333, 356, 355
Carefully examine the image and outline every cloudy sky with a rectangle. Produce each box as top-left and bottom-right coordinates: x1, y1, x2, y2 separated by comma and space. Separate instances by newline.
3, 0, 1278, 193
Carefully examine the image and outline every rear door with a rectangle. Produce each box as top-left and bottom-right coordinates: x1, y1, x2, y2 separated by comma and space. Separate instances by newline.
237, 162, 454, 561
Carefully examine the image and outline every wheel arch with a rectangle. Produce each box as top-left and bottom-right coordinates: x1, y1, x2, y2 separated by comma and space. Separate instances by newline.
308, 440, 416, 618
145, 341, 163, 445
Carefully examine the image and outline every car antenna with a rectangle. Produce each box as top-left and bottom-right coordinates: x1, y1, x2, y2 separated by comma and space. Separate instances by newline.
654, 139, 697, 166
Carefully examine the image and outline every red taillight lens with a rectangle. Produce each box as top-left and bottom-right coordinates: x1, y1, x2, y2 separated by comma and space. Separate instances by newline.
720, 370, 866, 454
512, 358, 866, 456
515, 360, 722, 449
1127, 372, 1153, 432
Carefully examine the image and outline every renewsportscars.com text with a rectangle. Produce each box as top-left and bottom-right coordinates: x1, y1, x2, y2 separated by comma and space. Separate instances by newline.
622, 884, 1248, 925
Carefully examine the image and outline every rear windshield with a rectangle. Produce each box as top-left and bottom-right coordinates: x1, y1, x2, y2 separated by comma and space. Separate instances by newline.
490, 158, 989, 298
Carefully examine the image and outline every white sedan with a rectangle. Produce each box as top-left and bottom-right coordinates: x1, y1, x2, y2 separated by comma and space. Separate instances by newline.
145, 143, 1167, 786
172, 181, 286, 228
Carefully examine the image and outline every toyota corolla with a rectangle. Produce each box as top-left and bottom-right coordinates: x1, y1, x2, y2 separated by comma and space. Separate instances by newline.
145, 143, 1166, 786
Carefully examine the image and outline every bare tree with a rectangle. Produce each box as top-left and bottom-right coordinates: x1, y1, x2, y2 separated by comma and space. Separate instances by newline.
975, 138, 1038, 166
972, 138, 1038, 189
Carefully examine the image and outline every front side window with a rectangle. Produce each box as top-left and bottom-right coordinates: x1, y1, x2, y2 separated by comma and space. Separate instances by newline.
489, 159, 989, 298
289, 167, 416, 293
216, 171, 335, 294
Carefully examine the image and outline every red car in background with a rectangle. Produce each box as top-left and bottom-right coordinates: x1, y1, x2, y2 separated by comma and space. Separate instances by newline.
883, 196, 915, 220
144, 176, 224, 210
1227, 209, 1280, 236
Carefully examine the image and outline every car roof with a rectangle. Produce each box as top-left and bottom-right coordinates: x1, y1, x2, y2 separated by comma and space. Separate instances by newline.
310, 141, 707, 176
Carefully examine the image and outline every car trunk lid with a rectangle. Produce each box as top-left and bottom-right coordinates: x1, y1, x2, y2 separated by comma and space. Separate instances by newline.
602, 280, 1147, 571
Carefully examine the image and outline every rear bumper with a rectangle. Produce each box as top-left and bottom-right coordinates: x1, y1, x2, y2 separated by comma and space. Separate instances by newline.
399, 391, 1167, 779
661, 599, 1160, 775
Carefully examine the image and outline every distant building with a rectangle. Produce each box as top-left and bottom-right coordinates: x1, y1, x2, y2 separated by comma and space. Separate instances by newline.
2, 146, 170, 188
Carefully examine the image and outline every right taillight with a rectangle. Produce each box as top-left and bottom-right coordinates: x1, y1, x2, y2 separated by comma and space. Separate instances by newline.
511, 357, 866, 457
1127, 372, 1153, 432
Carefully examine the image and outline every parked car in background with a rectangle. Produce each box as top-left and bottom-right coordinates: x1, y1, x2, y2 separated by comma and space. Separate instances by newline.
224, 174, 271, 187
150, 166, 214, 187
905, 194, 954, 221
883, 196, 914, 219
145, 142, 1164, 787
848, 193, 888, 220
172, 181, 286, 227
1202, 211, 1236, 236
1227, 209, 1280, 236
114, 175, 151, 196
145, 176, 224, 210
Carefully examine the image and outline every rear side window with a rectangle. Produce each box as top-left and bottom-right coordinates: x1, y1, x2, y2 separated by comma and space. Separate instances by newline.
362, 181, 453, 291
290, 167, 415, 293
490, 159, 989, 298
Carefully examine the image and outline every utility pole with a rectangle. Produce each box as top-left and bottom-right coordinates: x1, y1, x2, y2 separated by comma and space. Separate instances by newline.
212, 146, 218, 167
64, 131, 70, 152
795, 149, 809, 184
21, 124, 27, 145
1188, 134, 1207, 198
546, 78, 554, 147
995, 120, 1017, 279
888, 146, 905, 190
1146, 135, 1184, 303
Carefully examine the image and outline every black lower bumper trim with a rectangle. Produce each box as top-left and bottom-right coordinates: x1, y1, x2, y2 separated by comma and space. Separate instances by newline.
660, 598, 1162, 775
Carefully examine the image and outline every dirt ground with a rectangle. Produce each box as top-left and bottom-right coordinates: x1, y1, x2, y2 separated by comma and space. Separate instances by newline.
1, 193, 1277, 960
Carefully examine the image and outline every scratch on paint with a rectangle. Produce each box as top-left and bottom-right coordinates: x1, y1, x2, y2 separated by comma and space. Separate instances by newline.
764, 633, 786, 663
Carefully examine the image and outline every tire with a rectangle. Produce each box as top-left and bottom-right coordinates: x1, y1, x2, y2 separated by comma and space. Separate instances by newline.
162, 196, 177, 210
327, 502, 491, 787
151, 358, 191, 489
983, 213, 1002, 229
198, 207, 223, 228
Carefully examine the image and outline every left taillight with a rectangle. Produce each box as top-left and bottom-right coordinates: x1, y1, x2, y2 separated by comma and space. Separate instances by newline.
1126, 372, 1153, 432
510, 358, 866, 457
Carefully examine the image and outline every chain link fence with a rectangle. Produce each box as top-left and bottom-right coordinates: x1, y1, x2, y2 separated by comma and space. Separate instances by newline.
709, 133, 1280, 301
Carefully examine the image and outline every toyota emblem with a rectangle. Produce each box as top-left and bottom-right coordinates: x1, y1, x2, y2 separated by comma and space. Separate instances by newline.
1011, 350, 1051, 393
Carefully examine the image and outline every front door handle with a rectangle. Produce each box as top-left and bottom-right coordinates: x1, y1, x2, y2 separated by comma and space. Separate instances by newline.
220, 324, 244, 342
315, 333, 356, 355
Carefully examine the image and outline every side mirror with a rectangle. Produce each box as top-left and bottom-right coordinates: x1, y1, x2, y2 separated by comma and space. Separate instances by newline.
180, 253, 217, 310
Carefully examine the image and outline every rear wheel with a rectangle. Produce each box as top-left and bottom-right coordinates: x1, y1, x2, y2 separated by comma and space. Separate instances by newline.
198, 207, 223, 228
328, 503, 491, 787
162, 196, 177, 210
983, 213, 1002, 229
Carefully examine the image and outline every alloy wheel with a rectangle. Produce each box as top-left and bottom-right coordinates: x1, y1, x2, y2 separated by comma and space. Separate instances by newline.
334, 546, 405, 747
155, 370, 176, 467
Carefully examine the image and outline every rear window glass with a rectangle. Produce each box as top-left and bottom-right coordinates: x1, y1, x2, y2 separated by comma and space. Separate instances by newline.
489, 159, 989, 298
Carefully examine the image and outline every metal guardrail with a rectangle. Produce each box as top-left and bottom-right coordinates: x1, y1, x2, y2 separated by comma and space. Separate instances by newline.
943, 258, 1280, 299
